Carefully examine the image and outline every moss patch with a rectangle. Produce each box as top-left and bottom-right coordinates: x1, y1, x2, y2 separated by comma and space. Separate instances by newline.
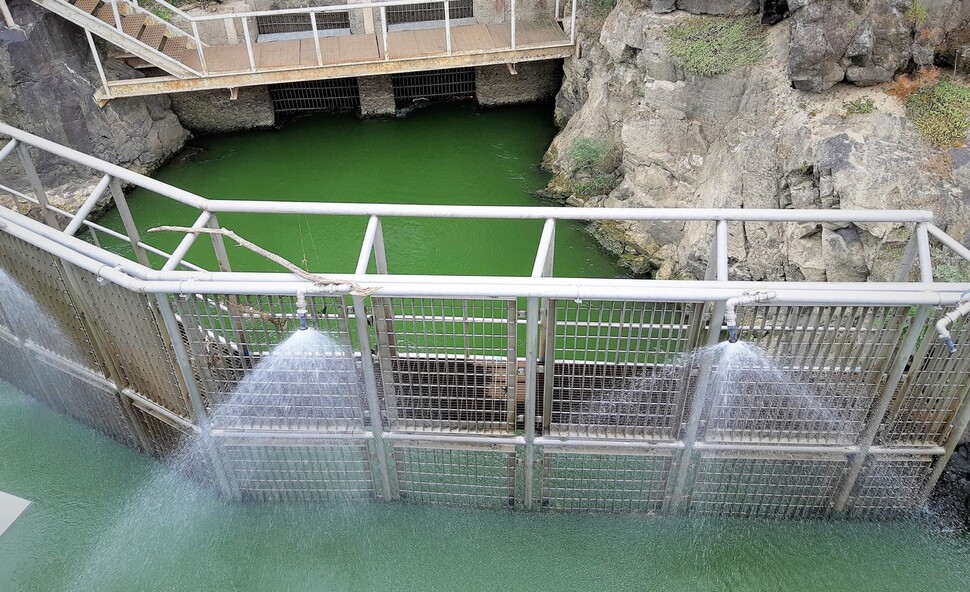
666, 16, 767, 76
906, 81, 970, 148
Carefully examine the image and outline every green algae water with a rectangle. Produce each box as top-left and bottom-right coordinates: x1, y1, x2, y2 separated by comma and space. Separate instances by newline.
1, 380, 969, 591
95, 103, 625, 278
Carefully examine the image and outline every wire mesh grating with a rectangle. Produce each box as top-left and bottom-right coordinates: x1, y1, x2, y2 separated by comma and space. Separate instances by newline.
547, 300, 697, 440
688, 452, 848, 518
847, 455, 935, 518
704, 305, 910, 444
394, 443, 516, 508
541, 449, 674, 512
220, 439, 375, 502
373, 297, 517, 434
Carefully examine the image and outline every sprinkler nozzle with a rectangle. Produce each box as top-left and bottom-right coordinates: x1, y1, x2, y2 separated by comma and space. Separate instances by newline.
297, 307, 308, 331
727, 325, 739, 343
944, 337, 957, 355
723, 291, 776, 344
936, 293, 970, 355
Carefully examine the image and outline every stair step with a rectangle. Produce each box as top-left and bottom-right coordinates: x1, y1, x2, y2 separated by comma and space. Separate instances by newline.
94, 4, 122, 26
160, 37, 189, 62
121, 14, 148, 37
138, 24, 168, 50
124, 57, 154, 69
74, 0, 101, 15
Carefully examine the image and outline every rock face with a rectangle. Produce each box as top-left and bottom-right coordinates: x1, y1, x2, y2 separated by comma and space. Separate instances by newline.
0, 0, 187, 211
169, 87, 275, 134
544, 0, 970, 282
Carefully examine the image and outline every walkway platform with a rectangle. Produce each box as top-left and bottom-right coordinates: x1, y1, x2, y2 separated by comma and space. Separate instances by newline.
102, 19, 572, 100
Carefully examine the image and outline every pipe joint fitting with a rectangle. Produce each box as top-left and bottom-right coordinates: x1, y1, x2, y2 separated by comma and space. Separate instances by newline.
724, 291, 777, 344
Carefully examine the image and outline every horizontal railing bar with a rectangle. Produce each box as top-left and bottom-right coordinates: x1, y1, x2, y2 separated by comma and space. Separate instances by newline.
210, 429, 370, 441
926, 224, 970, 266
869, 445, 945, 456
187, 0, 483, 23
534, 437, 685, 450
382, 432, 526, 445
693, 442, 857, 455
2, 207, 970, 302
0, 123, 937, 224
0, 138, 18, 164
121, 388, 200, 433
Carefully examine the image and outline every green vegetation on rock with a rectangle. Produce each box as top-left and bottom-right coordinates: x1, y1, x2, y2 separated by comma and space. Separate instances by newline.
906, 0, 928, 28
842, 96, 877, 117
569, 136, 621, 197
906, 81, 970, 148
666, 16, 767, 77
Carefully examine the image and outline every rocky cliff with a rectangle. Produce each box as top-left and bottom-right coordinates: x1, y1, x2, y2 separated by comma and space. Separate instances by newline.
544, 0, 970, 282
0, 0, 187, 214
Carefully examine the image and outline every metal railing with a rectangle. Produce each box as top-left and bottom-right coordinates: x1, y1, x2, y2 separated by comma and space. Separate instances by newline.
2, 121, 970, 516
45, 0, 577, 91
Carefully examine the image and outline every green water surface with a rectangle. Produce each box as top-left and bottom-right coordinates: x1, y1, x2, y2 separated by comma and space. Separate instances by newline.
96, 103, 625, 278
1, 381, 969, 591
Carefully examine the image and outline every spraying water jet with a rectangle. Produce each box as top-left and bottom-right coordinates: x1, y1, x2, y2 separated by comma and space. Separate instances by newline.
936, 291, 970, 354
724, 291, 777, 343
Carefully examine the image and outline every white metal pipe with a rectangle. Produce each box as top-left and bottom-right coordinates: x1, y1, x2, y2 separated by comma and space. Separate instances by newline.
241, 18, 256, 72
935, 292, 970, 354
916, 222, 934, 283
380, 6, 388, 60
1, 0, 19, 30
692, 442, 857, 455
64, 174, 112, 236
569, 0, 576, 44
295, 284, 353, 330
121, 388, 200, 434
926, 223, 970, 266
444, 0, 451, 55
84, 30, 110, 98
869, 446, 946, 456
383, 432, 525, 446
110, 0, 122, 30
210, 429, 372, 441
724, 290, 777, 342
310, 12, 323, 66
356, 215, 380, 275
161, 211, 212, 271
535, 437, 685, 451
510, 0, 516, 50
191, 22, 208, 75
0, 139, 18, 164
715, 219, 729, 281
531, 218, 555, 277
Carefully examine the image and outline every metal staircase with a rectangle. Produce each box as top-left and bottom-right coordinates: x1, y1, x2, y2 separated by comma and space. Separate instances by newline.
31, 0, 201, 77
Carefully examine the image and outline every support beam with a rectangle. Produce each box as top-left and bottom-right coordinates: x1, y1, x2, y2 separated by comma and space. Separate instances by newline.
15, 143, 58, 228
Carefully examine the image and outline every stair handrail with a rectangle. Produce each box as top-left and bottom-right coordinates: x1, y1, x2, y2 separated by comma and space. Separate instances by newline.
120, 0, 200, 43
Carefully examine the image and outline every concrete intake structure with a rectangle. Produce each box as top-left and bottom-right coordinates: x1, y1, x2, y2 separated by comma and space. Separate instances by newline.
1, 122, 970, 517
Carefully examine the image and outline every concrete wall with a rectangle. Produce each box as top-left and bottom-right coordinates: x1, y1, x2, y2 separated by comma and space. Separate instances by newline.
475, 60, 562, 106
169, 86, 276, 134
358, 75, 396, 117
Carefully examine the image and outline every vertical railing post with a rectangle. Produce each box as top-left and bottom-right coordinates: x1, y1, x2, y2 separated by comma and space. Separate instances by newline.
355, 215, 395, 501
108, 177, 151, 267
204, 213, 252, 367
510, 0, 516, 50
570, 0, 577, 44
915, 222, 934, 283
84, 30, 110, 98
241, 17, 256, 72
1, 0, 21, 30
110, 0, 122, 30
832, 305, 934, 513
668, 220, 730, 513
444, 0, 452, 55
524, 219, 556, 510
895, 228, 921, 282
379, 6, 389, 60
153, 293, 237, 500
310, 11, 324, 66
555, 0, 560, 22
15, 143, 59, 228
191, 22, 208, 74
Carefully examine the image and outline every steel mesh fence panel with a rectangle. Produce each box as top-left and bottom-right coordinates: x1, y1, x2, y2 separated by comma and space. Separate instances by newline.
221, 439, 375, 502
174, 293, 367, 433
394, 444, 516, 507
373, 297, 517, 434
391, 68, 475, 107
847, 455, 935, 518
547, 300, 697, 440
541, 449, 674, 512
705, 305, 909, 444
0, 231, 101, 370
880, 316, 970, 446
30, 353, 140, 449
688, 453, 847, 518
0, 329, 43, 400
270, 78, 361, 114
68, 267, 190, 418
386, 0, 473, 25
256, 12, 350, 35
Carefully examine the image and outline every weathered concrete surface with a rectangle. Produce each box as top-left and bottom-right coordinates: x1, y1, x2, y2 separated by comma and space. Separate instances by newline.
358, 74, 396, 116
476, 60, 563, 106
169, 86, 275, 133
0, 0, 187, 213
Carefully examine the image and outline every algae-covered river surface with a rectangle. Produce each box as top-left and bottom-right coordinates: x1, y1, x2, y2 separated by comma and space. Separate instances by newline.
96, 103, 625, 278
1, 380, 969, 591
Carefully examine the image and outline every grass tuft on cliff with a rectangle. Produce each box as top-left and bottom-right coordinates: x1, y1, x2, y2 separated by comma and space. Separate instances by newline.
666, 16, 767, 77
906, 81, 970, 148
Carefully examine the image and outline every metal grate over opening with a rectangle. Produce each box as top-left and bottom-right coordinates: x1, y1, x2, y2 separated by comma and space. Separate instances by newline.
391, 68, 475, 108
269, 78, 361, 114
541, 450, 674, 512
848, 456, 935, 518
386, 0, 473, 26
394, 444, 516, 507
255, 12, 350, 35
